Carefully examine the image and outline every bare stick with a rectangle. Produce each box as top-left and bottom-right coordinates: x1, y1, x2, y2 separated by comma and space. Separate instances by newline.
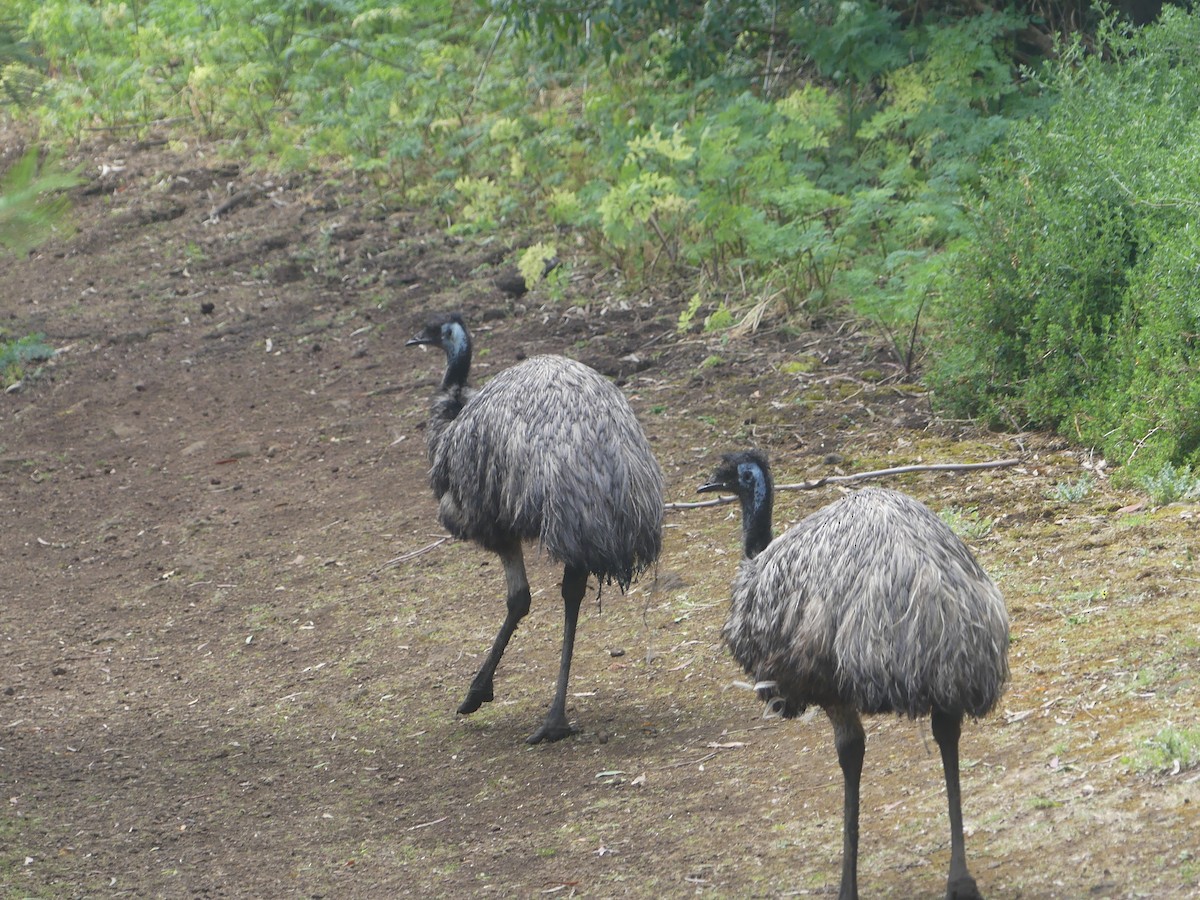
666, 457, 1021, 510
202, 189, 260, 223
374, 537, 450, 572
407, 816, 448, 831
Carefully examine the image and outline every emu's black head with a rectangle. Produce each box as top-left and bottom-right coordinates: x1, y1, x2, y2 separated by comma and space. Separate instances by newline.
698, 449, 772, 498
407, 312, 471, 389
406, 312, 468, 351
699, 449, 774, 558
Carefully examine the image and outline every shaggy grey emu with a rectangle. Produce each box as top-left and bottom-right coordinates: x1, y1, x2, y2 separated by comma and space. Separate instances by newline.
407, 313, 664, 743
699, 449, 1008, 900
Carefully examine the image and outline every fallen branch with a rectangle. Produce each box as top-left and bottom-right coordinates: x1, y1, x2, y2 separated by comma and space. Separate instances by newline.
665, 458, 1021, 510
374, 537, 450, 573
407, 816, 447, 831
202, 188, 261, 223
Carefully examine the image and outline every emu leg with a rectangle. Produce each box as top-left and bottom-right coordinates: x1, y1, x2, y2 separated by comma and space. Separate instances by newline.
828, 705, 866, 900
526, 566, 588, 744
458, 545, 530, 715
932, 708, 984, 900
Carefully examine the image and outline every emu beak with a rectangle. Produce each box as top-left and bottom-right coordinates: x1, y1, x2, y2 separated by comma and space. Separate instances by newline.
697, 480, 726, 494
405, 335, 431, 348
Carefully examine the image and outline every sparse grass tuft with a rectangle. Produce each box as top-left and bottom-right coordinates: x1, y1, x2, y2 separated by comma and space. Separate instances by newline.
0, 331, 54, 388
1050, 474, 1095, 503
1139, 463, 1200, 506
1128, 725, 1200, 774
939, 506, 995, 539
1029, 796, 1062, 810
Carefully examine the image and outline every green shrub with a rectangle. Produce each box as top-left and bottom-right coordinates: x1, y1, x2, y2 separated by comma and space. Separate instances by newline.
1139, 464, 1200, 506
930, 11, 1200, 477
938, 505, 995, 539
1129, 724, 1200, 773
0, 146, 80, 254
1049, 475, 1095, 503
0, 332, 54, 387
10, 0, 1031, 349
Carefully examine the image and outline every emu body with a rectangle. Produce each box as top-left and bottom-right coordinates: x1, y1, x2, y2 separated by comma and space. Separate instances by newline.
700, 449, 1008, 899
408, 313, 663, 743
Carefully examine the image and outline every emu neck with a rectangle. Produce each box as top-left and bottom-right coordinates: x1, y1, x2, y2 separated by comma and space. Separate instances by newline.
432, 384, 470, 424
740, 479, 773, 560
441, 329, 472, 391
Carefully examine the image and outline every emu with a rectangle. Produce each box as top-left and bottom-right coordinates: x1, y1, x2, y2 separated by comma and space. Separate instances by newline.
699, 449, 1009, 900
407, 313, 664, 744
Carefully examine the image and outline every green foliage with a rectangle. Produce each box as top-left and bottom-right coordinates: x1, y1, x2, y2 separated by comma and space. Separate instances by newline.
938, 505, 995, 539
0, 12, 44, 106
8, 0, 1034, 350
929, 11, 1200, 478
1049, 475, 1095, 503
517, 242, 556, 288
516, 242, 563, 300
676, 294, 702, 333
13, 1, 530, 200
0, 331, 53, 387
1128, 724, 1200, 774
571, 5, 1029, 344
0, 146, 81, 254
492, 0, 780, 76
1138, 464, 1200, 506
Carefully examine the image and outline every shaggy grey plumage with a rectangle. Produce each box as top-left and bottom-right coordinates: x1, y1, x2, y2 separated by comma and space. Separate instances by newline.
408, 313, 664, 743
700, 449, 1009, 900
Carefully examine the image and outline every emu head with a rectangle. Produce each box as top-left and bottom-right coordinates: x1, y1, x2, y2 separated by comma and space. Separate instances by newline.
699, 449, 772, 497
407, 312, 471, 389
699, 449, 774, 558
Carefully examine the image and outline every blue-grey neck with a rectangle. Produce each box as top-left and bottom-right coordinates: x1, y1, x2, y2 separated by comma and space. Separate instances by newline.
740, 464, 773, 559
441, 320, 471, 390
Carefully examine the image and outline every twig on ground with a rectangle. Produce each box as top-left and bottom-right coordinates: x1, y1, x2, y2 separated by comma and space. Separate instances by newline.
407, 816, 447, 831
665, 458, 1021, 510
375, 537, 450, 572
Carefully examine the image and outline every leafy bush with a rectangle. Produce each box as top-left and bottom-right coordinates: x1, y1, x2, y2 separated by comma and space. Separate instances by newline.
1129, 724, 1200, 773
9, 0, 1033, 351
492, 0, 783, 76
938, 505, 995, 539
0, 331, 53, 387
930, 11, 1200, 478
1139, 464, 1200, 506
554, 5, 1031, 339
0, 146, 81, 254
1049, 475, 1095, 503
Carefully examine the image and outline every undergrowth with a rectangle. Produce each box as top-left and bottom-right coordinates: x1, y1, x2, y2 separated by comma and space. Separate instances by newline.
0, 146, 80, 254
0, 331, 52, 388
8, 0, 1032, 350
7, 1, 1200, 482
1139, 464, 1200, 506
928, 10, 1200, 481
1128, 724, 1200, 774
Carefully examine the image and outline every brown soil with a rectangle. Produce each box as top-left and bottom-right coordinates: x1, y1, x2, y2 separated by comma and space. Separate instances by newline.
1, 134, 1197, 899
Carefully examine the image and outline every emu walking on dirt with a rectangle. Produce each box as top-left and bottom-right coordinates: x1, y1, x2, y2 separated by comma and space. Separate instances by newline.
699, 449, 1009, 900
407, 313, 664, 743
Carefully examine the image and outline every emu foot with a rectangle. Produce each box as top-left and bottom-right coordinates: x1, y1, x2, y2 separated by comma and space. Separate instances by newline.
946, 874, 982, 900
457, 680, 494, 715
525, 716, 575, 745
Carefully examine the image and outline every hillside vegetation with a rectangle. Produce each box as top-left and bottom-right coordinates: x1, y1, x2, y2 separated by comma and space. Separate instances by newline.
5, 0, 1200, 483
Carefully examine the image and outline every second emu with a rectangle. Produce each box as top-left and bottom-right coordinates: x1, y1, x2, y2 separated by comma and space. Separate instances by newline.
699, 449, 1009, 900
408, 313, 664, 743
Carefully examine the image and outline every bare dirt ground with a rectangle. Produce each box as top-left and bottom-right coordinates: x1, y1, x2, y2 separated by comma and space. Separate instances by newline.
1, 133, 1197, 899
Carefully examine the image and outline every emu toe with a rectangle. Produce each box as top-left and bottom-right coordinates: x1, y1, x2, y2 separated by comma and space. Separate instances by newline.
526, 717, 575, 745
457, 681, 494, 715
